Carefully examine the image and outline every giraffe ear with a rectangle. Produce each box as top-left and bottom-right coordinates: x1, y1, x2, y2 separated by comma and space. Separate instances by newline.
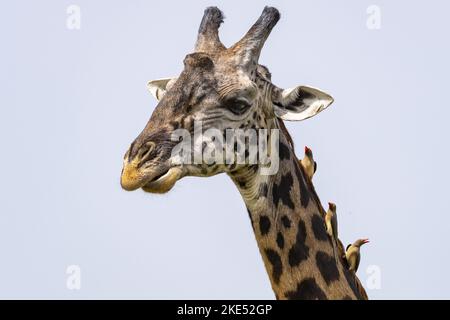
273, 86, 334, 121
147, 78, 177, 101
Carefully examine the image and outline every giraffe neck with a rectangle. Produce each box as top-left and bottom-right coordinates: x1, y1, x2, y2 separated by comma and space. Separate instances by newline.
229, 128, 367, 300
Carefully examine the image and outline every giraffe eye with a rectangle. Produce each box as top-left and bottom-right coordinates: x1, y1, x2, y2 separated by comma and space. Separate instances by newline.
225, 98, 251, 115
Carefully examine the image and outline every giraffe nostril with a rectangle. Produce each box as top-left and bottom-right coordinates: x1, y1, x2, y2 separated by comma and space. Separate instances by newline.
138, 141, 157, 166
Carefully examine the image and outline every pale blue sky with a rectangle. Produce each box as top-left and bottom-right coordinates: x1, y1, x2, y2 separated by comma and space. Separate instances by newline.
1, 0, 449, 299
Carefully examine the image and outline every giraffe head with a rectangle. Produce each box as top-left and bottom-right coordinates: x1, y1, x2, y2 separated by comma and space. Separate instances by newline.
120, 6, 333, 193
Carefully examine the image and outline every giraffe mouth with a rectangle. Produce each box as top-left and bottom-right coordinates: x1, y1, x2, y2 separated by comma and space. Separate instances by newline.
141, 167, 183, 194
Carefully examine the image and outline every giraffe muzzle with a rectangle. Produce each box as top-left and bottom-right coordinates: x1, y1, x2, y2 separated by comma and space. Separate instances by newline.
120, 159, 148, 191
121, 156, 183, 193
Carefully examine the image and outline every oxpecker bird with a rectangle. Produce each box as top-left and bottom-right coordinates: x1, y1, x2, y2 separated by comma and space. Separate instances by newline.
345, 238, 369, 272
325, 202, 338, 242
300, 146, 317, 180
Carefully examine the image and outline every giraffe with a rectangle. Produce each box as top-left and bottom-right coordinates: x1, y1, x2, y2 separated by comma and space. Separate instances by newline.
120, 6, 368, 300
